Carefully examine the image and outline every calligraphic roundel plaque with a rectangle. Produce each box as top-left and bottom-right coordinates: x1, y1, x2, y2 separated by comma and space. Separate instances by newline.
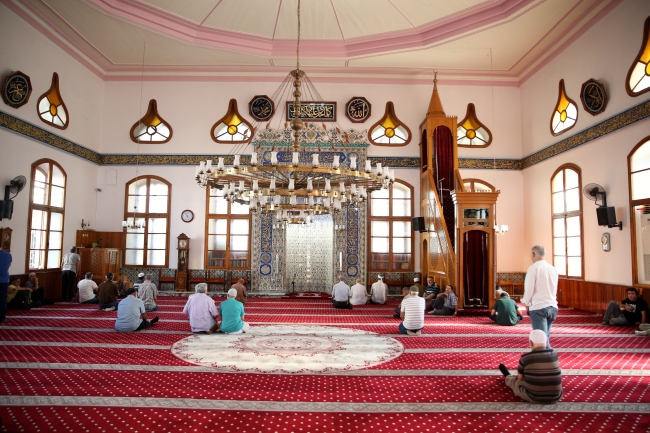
2, 71, 32, 109
249, 95, 275, 121
580, 79, 607, 116
345, 97, 371, 123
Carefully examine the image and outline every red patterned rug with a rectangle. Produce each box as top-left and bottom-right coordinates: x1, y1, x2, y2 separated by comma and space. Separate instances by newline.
1, 296, 649, 433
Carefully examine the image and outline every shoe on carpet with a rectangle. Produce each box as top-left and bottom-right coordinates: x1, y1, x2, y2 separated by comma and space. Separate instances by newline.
601, 320, 609, 325
499, 363, 511, 377
635, 330, 649, 336
407, 330, 416, 336
415, 330, 422, 336
150, 316, 159, 325
640, 323, 650, 331
102, 306, 115, 312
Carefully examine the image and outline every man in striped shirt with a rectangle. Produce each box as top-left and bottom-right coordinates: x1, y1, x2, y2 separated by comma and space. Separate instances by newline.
399, 286, 425, 336
499, 329, 563, 403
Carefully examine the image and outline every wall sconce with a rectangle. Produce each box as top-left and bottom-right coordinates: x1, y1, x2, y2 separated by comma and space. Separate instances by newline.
494, 224, 508, 235
81, 219, 91, 230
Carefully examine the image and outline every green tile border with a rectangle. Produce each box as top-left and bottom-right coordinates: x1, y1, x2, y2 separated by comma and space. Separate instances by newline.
2, 99, 649, 169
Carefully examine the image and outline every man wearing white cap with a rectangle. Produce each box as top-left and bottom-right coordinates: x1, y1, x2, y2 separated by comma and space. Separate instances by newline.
410, 277, 425, 297
498, 329, 562, 403
219, 288, 250, 334
133, 273, 145, 292
369, 274, 387, 305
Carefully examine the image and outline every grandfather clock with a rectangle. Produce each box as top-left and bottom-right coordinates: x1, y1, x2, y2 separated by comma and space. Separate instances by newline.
175, 234, 189, 292
0, 228, 12, 251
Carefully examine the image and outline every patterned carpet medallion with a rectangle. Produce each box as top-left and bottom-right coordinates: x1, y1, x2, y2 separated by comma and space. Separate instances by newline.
171, 324, 404, 373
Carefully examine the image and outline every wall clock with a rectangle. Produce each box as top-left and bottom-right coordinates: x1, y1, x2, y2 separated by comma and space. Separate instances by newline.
580, 79, 607, 115
181, 209, 194, 223
249, 95, 275, 121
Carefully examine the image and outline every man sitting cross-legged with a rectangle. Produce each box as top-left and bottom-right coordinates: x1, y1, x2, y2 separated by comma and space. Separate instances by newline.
115, 288, 159, 332
98, 272, 119, 311
399, 286, 425, 336
602, 287, 648, 326
138, 274, 159, 312
350, 278, 368, 306
489, 289, 523, 326
498, 329, 563, 404
369, 274, 387, 305
77, 272, 99, 304
183, 283, 219, 334
331, 274, 352, 310
7, 277, 33, 310
219, 288, 250, 334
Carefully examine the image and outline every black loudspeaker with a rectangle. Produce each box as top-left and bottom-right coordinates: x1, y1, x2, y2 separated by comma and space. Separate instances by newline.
596, 206, 616, 227
412, 216, 425, 232
0, 200, 13, 221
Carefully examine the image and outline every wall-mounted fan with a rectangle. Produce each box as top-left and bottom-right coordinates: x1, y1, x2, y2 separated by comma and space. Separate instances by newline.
0, 175, 27, 220
582, 182, 622, 230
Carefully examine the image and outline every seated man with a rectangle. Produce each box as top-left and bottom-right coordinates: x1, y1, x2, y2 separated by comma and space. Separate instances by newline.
24, 273, 45, 307
350, 278, 368, 306
138, 274, 158, 312
369, 274, 387, 305
133, 273, 145, 292
423, 277, 440, 311
411, 277, 425, 298
429, 284, 458, 316
602, 287, 648, 326
331, 274, 352, 310
231, 278, 248, 303
219, 288, 250, 334
78, 272, 99, 304
498, 329, 563, 404
393, 287, 411, 318
115, 288, 159, 332
399, 286, 425, 336
98, 272, 119, 311
7, 277, 32, 309
490, 290, 523, 326
183, 283, 219, 334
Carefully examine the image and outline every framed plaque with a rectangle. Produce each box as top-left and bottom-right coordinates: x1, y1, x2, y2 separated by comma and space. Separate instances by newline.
2, 71, 32, 109
249, 95, 275, 121
286, 101, 336, 122
345, 97, 371, 123
580, 78, 607, 116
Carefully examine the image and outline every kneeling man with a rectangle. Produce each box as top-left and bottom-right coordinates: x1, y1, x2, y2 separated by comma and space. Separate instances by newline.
219, 288, 250, 334
183, 283, 219, 334
498, 329, 562, 403
399, 286, 425, 336
115, 288, 159, 332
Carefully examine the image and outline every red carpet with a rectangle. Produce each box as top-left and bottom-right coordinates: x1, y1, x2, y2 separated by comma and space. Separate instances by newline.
1, 296, 649, 432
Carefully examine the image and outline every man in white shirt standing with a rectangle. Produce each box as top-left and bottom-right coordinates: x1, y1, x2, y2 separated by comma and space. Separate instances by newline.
370, 274, 387, 305
61, 246, 81, 301
331, 274, 352, 309
350, 278, 368, 306
77, 272, 98, 304
399, 286, 425, 336
182, 283, 219, 334
523, 245, 559, 349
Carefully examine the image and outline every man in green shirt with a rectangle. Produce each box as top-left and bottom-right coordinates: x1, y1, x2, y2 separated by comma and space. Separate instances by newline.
489, 290, 522, 326
219, 288, 250, 334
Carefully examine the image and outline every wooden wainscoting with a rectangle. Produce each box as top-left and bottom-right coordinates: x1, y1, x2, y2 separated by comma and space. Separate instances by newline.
558, 279, 642, 315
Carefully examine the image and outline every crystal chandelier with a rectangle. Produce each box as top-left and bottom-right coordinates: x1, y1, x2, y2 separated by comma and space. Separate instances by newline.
195, 0, 393, 225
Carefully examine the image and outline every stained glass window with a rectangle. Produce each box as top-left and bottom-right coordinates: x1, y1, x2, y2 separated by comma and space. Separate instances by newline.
551, 165, 583, 279
36, 73, 68, 130
457, 103, 492, 147
124, 176, 171, 267
368, 102, 411, 146
28, 159, 66, 270
130, 100, 173, 143
626, 16, 650, 96
211, 99, 254, 144
369, 181, 413, 271
206, 187, 250, 269
550, 80, 578, 136
629, 136, 650, 286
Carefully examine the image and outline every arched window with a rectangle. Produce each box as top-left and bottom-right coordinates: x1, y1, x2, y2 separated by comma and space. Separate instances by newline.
369, 180, 414, 271
205, 187, 251, 269
629, 135, 650, 287
123, 176, 171, 267
463, 178, 495, 193
27, 159, 66, 270
551, 164, 583, 279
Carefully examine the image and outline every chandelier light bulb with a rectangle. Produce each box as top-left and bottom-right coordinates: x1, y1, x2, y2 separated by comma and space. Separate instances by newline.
271, 151, 278, 166
260, 195, 267, 206
238, 180, 245, 192
292, 152, 299, 166
199, 161, 205, 173
218, 157, 225, 171
290, 195, 297, 207
375, 162, 382, 175
288, 178, 295, 191
195, 165, 200, 177
252, 180, 259, 192
339, 182, 346, 194
312, 154, 319, 167
350, 156, 357, 170
233, 155, 240, 169
274, 195, 281, 206
325, 179, 331, 191
324, 197, 331, 208
270, 178, 276, 192
365, 160, 372, 173
251, 152, 258, 166
333, 155, 340, 168
206, 160, 212, 172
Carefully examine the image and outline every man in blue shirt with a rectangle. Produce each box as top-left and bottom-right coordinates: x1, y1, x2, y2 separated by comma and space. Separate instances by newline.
0, 246, 12, 323
115, 288, 159, 332
219, 288, 249, 334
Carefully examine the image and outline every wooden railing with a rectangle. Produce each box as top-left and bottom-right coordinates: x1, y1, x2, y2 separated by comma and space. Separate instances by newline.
558, 279, 644, 314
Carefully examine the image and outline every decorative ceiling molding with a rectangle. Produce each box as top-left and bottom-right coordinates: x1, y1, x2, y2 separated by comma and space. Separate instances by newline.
1, 99, 648, 168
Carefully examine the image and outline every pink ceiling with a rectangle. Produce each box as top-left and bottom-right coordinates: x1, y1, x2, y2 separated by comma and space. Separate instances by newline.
2, 0, 622, 85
